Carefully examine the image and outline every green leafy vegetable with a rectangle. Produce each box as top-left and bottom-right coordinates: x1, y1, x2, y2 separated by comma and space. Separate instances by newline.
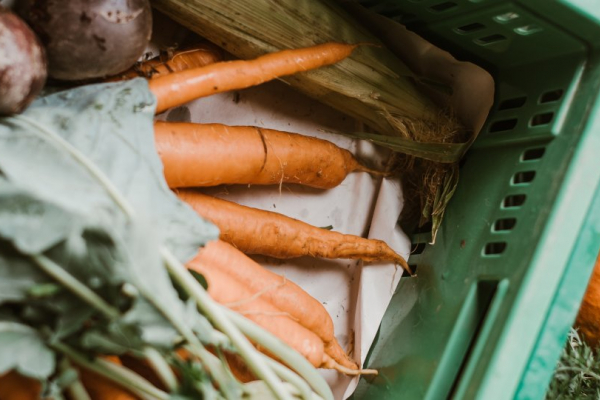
0, 79, 331, 400
0, 321, 55, 379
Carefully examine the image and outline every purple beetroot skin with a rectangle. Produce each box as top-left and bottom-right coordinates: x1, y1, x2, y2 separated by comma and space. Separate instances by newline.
17, 0, 153, 81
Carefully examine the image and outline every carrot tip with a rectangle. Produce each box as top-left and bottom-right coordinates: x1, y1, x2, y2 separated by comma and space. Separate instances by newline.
396, 256, 413, 276
323, 355, 379, 376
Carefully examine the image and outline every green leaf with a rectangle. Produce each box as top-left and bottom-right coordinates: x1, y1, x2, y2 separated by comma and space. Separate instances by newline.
79, 325, 143, 355
0, 79, 218, 262
173, 357, 220, 400
121, 297, 178, 349
0, 242, 50, 304
0, 184, 81, 255
183, 299, 227, 348
0, 321, 55, 379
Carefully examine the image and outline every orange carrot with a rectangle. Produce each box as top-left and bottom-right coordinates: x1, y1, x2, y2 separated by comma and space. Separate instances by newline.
106, 42, 222, 81
78, 356, 138, 400
188, 260, 325, 368
223, 352, 257, 383
178, 190, 411, 273
149, 42, 357, 113
192, 240, 334, 342
575, 250, 600, 346
0, 371, 41, 400
191, 240, 357, 369
119, 355, 165, 392
155, 121, 381, 189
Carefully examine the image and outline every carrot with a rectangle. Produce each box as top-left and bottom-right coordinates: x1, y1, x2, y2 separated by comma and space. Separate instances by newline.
149, 42, 357, 113
78, 356, 138, 400
178, 190, 411, 273
155, 121, 382, 189
192, 240, 334, 341
188, 260, 325, 368
190, 250, 378, 375
575, 249, 600, 346
204, 266, 323, 367
190, 240, 357, 370
0, 371, 41, 400
223, 352, 257, 383
119, 355, 165, 391
106, 42, 222, 82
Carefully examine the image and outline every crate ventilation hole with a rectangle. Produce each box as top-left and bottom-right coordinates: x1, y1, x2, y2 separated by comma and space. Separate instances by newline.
430, 1, 458, 12
489, 118, 518, 133
531, 112, 554, 127
494, 218, 516, 232
498, 96, 526, 110
512, 170, 536, 185
522, 147, 546, 161
476, 34, 507, 45
540, 89, 563, 103
484, 242, 507, 255
456, 22, 485, 34
411, 242, 426, 255
484, 147, 545, 257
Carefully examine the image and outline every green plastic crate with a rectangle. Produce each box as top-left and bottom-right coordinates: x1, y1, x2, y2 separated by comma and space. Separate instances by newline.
350, 1, 600, 399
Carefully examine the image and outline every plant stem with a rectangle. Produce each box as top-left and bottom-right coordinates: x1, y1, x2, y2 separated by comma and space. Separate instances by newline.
261, 355, 315, 400
31, 254, 120, 319
54, 342, 170, 400
137, 286, 240, 399
161, 247, 293, 400
224, 307, 333, 400
59, 358, 92, 400
143, 347, 179, 393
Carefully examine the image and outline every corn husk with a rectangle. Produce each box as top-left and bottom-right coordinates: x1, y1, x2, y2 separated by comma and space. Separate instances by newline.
150, 0, 472, 242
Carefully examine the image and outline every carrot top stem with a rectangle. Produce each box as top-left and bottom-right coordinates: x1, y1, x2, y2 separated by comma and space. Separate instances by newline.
143, 347, 179, 392
261, 354, 315, 400
54, 342, 170, 400
59, 358, 92, 400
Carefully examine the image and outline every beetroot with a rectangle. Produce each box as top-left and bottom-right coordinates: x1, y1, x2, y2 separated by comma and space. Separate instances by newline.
0, 6, 47, 116
17, 0, 152, 81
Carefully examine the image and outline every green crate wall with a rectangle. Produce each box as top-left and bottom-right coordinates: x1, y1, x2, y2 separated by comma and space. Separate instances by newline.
350, 1, 600, 399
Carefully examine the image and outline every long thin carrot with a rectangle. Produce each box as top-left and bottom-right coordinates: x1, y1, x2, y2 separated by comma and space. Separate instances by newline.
106, 42, 223, 82
154, 121, 381, 189
191, 240, 357, 370
178, 190, 411, 273
192, 240, 334, 341
149, 42, 357, 113
188, 260, 325, 368
78, 356, 138, 400
0, 371, 41, 400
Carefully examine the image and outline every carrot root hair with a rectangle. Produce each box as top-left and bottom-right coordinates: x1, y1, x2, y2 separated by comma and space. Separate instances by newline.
322, 354, 378, 376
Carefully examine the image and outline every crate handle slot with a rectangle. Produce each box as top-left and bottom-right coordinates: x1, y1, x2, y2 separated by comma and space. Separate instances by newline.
450, 280, 510, 398
426, 280, 509, 400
